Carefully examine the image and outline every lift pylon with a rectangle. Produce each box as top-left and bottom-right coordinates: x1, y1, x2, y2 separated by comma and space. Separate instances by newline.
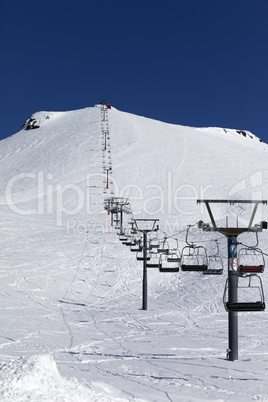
197, 199, 267, 361
133, 219, 159, 310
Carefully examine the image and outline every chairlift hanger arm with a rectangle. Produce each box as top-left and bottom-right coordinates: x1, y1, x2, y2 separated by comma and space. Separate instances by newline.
239, 232, 259, 249
185, 224, 198, 246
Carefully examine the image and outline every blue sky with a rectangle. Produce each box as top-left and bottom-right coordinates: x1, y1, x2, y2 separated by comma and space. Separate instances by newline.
1, 0, 268, 142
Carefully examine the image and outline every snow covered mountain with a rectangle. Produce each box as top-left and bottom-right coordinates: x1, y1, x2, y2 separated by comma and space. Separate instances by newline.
0, 105, 268, 401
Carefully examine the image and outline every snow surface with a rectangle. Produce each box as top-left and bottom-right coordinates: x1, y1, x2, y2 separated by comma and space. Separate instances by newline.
0, 105, 268, 401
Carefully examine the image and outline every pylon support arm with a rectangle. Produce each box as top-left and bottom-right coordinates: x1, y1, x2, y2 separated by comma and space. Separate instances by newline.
197, 199, 267, 234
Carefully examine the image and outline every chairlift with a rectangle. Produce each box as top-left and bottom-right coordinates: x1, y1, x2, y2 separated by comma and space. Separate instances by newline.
149, 238, 160, 250
130, 241, 142, 252
122, 236, 132, 244
167, 252, 181, 263
124, 238, 137, 246
159, 253, 180, 273
167, 237, 179, 253
203, 241, 223, 275
157, 238, 169, 254
136, 250, 150, 261
181, 245, 208, 272
238, 247, 265, 274
119, 236, 128, 242
146, 251, 160, 268
203, 256, 223, 275
223, 274, 265, 312
110, 205, 119, 214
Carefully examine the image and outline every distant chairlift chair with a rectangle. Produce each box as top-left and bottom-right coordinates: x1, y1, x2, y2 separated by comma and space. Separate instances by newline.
181, 245, 208, 272
159, 252, 180, 273
203, 241, 223, 275
146, 251, 161, 268
157, 238, 170, 254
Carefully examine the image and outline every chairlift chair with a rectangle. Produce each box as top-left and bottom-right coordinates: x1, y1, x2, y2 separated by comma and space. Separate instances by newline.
203, 241, 223, 275
149, 238, 160, 250
124, 237, 137, 246
110, 206, 119, 214
159, 253, 180, 272
203, 255, 223, 275
167, 237, 180, 253
181, 245, 208, 272
130, 241, 143, 252
223, 274, 265, 312
146, 254, 159, 268
131, 229, 139, 235
128, 220, 136, 232
119, 235, 129, 242
167, 252, 181, 263
136, 250, 150, 261
157, 238, 169, 254
146, 250, 160, 268
238, 247, 265, 274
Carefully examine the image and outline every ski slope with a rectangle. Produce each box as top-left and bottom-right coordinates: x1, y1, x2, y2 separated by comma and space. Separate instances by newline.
0, 105, 268, 401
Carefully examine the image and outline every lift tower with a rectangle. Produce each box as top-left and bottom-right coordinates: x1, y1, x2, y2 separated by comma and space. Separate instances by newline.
197, 199, 267, 361
133, 219, 159, 310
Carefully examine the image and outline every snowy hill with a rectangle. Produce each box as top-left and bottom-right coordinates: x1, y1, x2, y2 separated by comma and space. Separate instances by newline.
0, 105, 268, 401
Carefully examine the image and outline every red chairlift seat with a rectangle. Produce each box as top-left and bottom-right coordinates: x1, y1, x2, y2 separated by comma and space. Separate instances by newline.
238, 247, 265, 274
239, 265, 264, 273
